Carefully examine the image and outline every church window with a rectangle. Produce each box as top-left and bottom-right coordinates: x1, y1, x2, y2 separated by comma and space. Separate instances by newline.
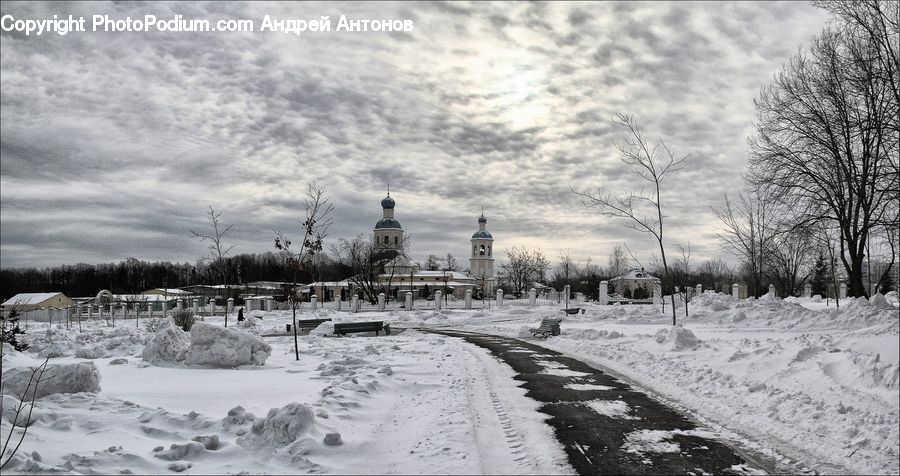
394, 236, 398, 245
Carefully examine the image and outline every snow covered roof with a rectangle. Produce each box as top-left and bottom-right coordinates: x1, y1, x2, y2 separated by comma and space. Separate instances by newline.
1, 292, 65, 306
412, 271, 472, 280
611, 268, 660, 282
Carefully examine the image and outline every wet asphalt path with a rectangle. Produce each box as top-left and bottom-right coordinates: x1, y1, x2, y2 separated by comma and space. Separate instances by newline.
421, 328, 763, 475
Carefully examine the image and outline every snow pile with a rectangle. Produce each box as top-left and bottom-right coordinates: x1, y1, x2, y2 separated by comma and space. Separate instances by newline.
851, 353, 900, 390
1, 362, 101, 399
141, 318, 270, 367
655, 325, 702, 351
74, 327, 148, 359
237, 402, 333, 470
868, 292, 896, 310
186, 321, 271, 367
24, 327, 75, 358
141, 318, 191, 366
236, 316, 260, 335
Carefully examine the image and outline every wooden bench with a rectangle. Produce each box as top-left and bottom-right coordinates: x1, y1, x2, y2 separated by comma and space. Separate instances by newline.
333, 321, 391, 336
562, 308, 584, 315
297, 318, 332, 332
530, 318, 562, 338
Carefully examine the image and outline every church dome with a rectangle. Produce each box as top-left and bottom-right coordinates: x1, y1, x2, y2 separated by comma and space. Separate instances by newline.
478, 214, 487, 224
376, 218, 402, 229
472, 230, 493, 239
381, 194, 395, 209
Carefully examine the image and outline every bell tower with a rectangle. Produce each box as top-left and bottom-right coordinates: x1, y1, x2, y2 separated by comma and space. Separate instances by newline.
470, 212, 495, 294
374, 191, 404, 249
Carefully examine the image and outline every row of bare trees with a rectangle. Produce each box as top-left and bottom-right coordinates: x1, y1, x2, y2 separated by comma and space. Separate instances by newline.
736, 1, 899, 298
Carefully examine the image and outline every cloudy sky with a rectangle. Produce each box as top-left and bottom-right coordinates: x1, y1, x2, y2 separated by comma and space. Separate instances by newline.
0, 1, 831, 270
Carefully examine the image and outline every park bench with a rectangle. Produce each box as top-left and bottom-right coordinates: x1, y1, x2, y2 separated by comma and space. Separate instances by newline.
562, 308, 584, 315
297, 318, 332, 331
529, 318, 562, 338
333, 321, 391, 337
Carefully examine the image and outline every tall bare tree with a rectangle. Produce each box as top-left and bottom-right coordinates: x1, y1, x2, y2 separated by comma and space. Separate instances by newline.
274, 183, 334, 361
712, 192, 779, 297
607, 245, 628, 278
573, 113, 689, 325
190, 206, 235, 326
747, 7, 899, 297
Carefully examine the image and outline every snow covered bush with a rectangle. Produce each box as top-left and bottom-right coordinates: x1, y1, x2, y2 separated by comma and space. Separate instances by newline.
185, 322, 271, 367
655, 325, 702, 351
144, 318, 164, 333
1, 362, 101, 399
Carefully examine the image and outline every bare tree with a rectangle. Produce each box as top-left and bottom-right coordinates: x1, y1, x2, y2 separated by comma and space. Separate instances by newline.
766, 226, 817, 297
190, 206, 235, 326
335, 234, 410, 305
443, 253, 460, 272
500, 247, 549, 297
607, 245, 628, 278
573, 113, 689, 325
697, 258, 732, 293
747, 13, 899, 297
274, 183, 334, 361
713, 192, 779, 297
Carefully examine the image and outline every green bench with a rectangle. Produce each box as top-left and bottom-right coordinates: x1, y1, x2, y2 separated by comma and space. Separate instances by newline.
333, 321, 391, 336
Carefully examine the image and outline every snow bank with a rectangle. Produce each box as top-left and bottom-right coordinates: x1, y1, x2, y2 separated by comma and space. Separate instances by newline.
186, 322, 271, 367
655, 325, 702, 350
1, 362, 101, 399
141, 318, 190, 366
141, 318, 271, 367
237, 402, 333, 470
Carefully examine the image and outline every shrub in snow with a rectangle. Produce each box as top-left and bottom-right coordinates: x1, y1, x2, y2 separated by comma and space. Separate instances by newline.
141, 317, 190, 366
171, 310, 197, 332
1, 362, 101, 399
185, 321, 271, 367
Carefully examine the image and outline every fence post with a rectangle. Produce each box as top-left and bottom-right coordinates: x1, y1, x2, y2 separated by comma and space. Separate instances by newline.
768, 284, 777, 298
599, 281, 609, 305
435, 291, 442, 310
465, 289, 472, 310
496, 289, 503, 307
839, 283, 847, 299
803, 283, 812, 298
528, 288, 536, 307
227, 298, 234, 314
334, 295, 341, 311
310, 295, 318, 309
732, 283, 740, 299
192, 299, 199, 315
352, 295, 359, 313
378, 293, 386, 312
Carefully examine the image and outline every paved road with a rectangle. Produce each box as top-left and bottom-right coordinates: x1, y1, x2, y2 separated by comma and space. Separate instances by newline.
422, 328, 765, 475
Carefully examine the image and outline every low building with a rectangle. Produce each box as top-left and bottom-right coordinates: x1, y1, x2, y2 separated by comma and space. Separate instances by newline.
1, 292, 74, 315
610, 268, 660, 300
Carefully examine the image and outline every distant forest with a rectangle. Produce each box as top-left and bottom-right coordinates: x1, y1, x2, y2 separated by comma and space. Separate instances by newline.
0, 253, 352, 300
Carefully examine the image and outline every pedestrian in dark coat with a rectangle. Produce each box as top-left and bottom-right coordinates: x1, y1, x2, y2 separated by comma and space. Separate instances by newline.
237, 308, 245, 322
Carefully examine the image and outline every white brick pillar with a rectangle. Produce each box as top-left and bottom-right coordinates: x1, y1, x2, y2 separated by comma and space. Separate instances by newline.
599, 281, 609, 305
435, 291, 442, 310
768, 284, 776, 298
404, 291, 412, 310
227, 298, 234, 313
378, 293, 386, 311
464, 289, 472, 309
352, 295, 359, 313
695, 284, 703, 296
528, 288, 536, 306
496, 289, 503, 307
268, 299, 276, 312
192, 299, 199, 315
334, 295, 341, 311
732, 283, 740, 299
803, 283, 812, 298
839, 283, 847, 299
310, 295, 318, 309
209, 298, 216, 315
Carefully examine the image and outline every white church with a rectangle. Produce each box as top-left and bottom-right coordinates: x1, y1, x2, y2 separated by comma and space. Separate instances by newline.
373, 192, 496, 299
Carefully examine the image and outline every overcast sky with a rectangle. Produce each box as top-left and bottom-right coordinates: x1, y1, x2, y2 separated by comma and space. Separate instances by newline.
0, 1, 831, 270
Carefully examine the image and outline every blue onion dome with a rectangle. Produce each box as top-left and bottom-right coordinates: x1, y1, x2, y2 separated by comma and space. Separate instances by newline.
478, 214, 487, 224
381, 194, 395, 209
472, 230, 493, 239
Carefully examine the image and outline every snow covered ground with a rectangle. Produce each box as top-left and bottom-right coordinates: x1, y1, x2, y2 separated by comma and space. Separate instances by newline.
1, 292, 897, 474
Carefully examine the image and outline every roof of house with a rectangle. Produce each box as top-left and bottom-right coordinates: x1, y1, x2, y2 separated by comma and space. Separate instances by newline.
1, 292, 65, 306
611, 268, 660, 281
